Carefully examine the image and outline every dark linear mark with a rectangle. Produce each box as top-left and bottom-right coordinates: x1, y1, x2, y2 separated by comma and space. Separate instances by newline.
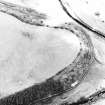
58, 0, 105, 39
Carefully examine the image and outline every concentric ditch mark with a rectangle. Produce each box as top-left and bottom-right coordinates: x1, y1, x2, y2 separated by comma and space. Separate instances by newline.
0, 24, 96, 105
0, 1, 95, 103
29, 23, 96, 104
0, 1, 96, 105
50, 23, 95, 91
